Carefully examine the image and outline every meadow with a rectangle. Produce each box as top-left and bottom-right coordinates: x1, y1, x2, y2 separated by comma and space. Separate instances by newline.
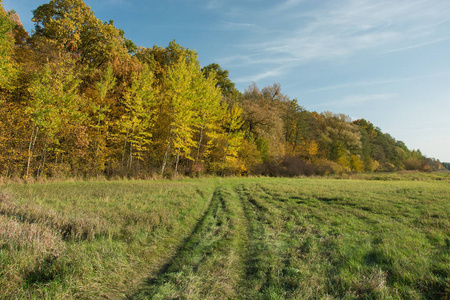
0, 173, 449, 299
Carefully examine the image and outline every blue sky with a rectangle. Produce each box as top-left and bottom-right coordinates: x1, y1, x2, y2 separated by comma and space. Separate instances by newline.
4, 0, 450, 162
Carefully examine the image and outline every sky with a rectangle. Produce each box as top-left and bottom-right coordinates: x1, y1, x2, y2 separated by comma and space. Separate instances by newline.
4, 0, 450, 162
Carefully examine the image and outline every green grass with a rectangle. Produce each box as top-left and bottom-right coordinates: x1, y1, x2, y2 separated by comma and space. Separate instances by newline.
1, 175, 449, 299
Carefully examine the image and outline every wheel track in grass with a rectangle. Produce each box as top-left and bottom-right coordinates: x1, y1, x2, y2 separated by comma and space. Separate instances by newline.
237, 183, 324, 299
235, 183, 271, 298
130, 182, 308, 299
129, 185, 247, 299
235, 183, 298, 299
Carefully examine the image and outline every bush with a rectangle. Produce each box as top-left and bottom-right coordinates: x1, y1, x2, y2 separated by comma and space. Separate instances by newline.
313, 158, 346, 176
404, 157, 426, 171
252, 156, 315, 177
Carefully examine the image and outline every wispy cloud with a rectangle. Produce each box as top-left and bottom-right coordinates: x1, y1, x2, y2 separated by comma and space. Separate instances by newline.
313, 93, 396, 108
106, 0, 127, 5
205, 0, 223, 10
274, 0, 309, 12
300, 72, 450, 94
216, 0, 450, 83
220, 21, 257, 30
234, 68, 284, 83
384, 37, 450, 53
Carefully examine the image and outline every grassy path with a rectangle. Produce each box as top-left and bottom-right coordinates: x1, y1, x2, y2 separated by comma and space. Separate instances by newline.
236, 183, 293, 299
130, 185, 248, 299
131, 182, 326, 299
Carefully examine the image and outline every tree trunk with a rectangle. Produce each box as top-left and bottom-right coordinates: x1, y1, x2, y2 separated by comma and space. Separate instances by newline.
195, 125, 205, 165
294, 124, 300, 148
26, 126, 39, 178
222, 127, 232, 168
161, 128, 172, 175
127, 128, 135, 173
37, 142, 47, 177
122, 128, 129, 167
95, 115, 102, 171
175, 145, 181, 174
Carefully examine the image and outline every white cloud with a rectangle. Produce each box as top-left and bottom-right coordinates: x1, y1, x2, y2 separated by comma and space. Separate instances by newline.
221, 21, 257, 30
313, 93, 396, 109
274, 0, 309, 12
300, 72, 450, 94
217, 0, 450, 83
384, 37, 450, 53
205, 0, 223, 10
234, 69, 284, 83
106, 0, 127, 5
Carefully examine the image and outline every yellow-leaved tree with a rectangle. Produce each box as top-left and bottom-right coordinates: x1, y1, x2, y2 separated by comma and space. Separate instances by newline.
118, 64, 157, 174
221, 105, 245, 174
89, 64, 116, 172
160, 56, 197, 174
26, 54, 82, 177
191, 68, 225, 169
0, 1, 18, 91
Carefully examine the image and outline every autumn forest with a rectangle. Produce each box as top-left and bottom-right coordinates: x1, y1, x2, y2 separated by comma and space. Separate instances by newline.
0, 0, 445, 179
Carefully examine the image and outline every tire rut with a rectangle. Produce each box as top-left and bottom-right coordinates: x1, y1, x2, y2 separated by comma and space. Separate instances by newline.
235, 184, 277, 298
235, 183, 299, 299
129, 186, 237, 299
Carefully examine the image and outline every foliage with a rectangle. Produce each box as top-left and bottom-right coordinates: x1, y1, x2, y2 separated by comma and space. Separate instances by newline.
0, 0, 443, 179
0, 1, 18, 90
202, 63, 239, 99
32, 0, 129, 67
117, 64, 156, 172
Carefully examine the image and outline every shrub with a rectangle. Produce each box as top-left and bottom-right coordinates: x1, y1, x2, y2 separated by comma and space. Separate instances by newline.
313, 158, 346, 175
252, 156, 315, 177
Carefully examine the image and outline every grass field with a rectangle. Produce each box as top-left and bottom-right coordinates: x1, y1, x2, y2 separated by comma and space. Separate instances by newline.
1, 174, 449, 299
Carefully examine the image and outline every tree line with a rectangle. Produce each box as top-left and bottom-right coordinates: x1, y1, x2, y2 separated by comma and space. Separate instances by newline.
0, 0, 444, 179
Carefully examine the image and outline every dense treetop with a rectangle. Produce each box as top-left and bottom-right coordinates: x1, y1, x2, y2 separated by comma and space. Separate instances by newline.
0, 0, 444, 178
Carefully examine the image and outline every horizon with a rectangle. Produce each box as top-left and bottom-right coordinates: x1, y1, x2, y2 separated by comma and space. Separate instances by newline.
4, 0, 450, 162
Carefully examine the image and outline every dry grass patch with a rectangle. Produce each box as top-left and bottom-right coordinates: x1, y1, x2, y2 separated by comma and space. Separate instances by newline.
0, 191, 108, 241
0, 214, 65, 297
